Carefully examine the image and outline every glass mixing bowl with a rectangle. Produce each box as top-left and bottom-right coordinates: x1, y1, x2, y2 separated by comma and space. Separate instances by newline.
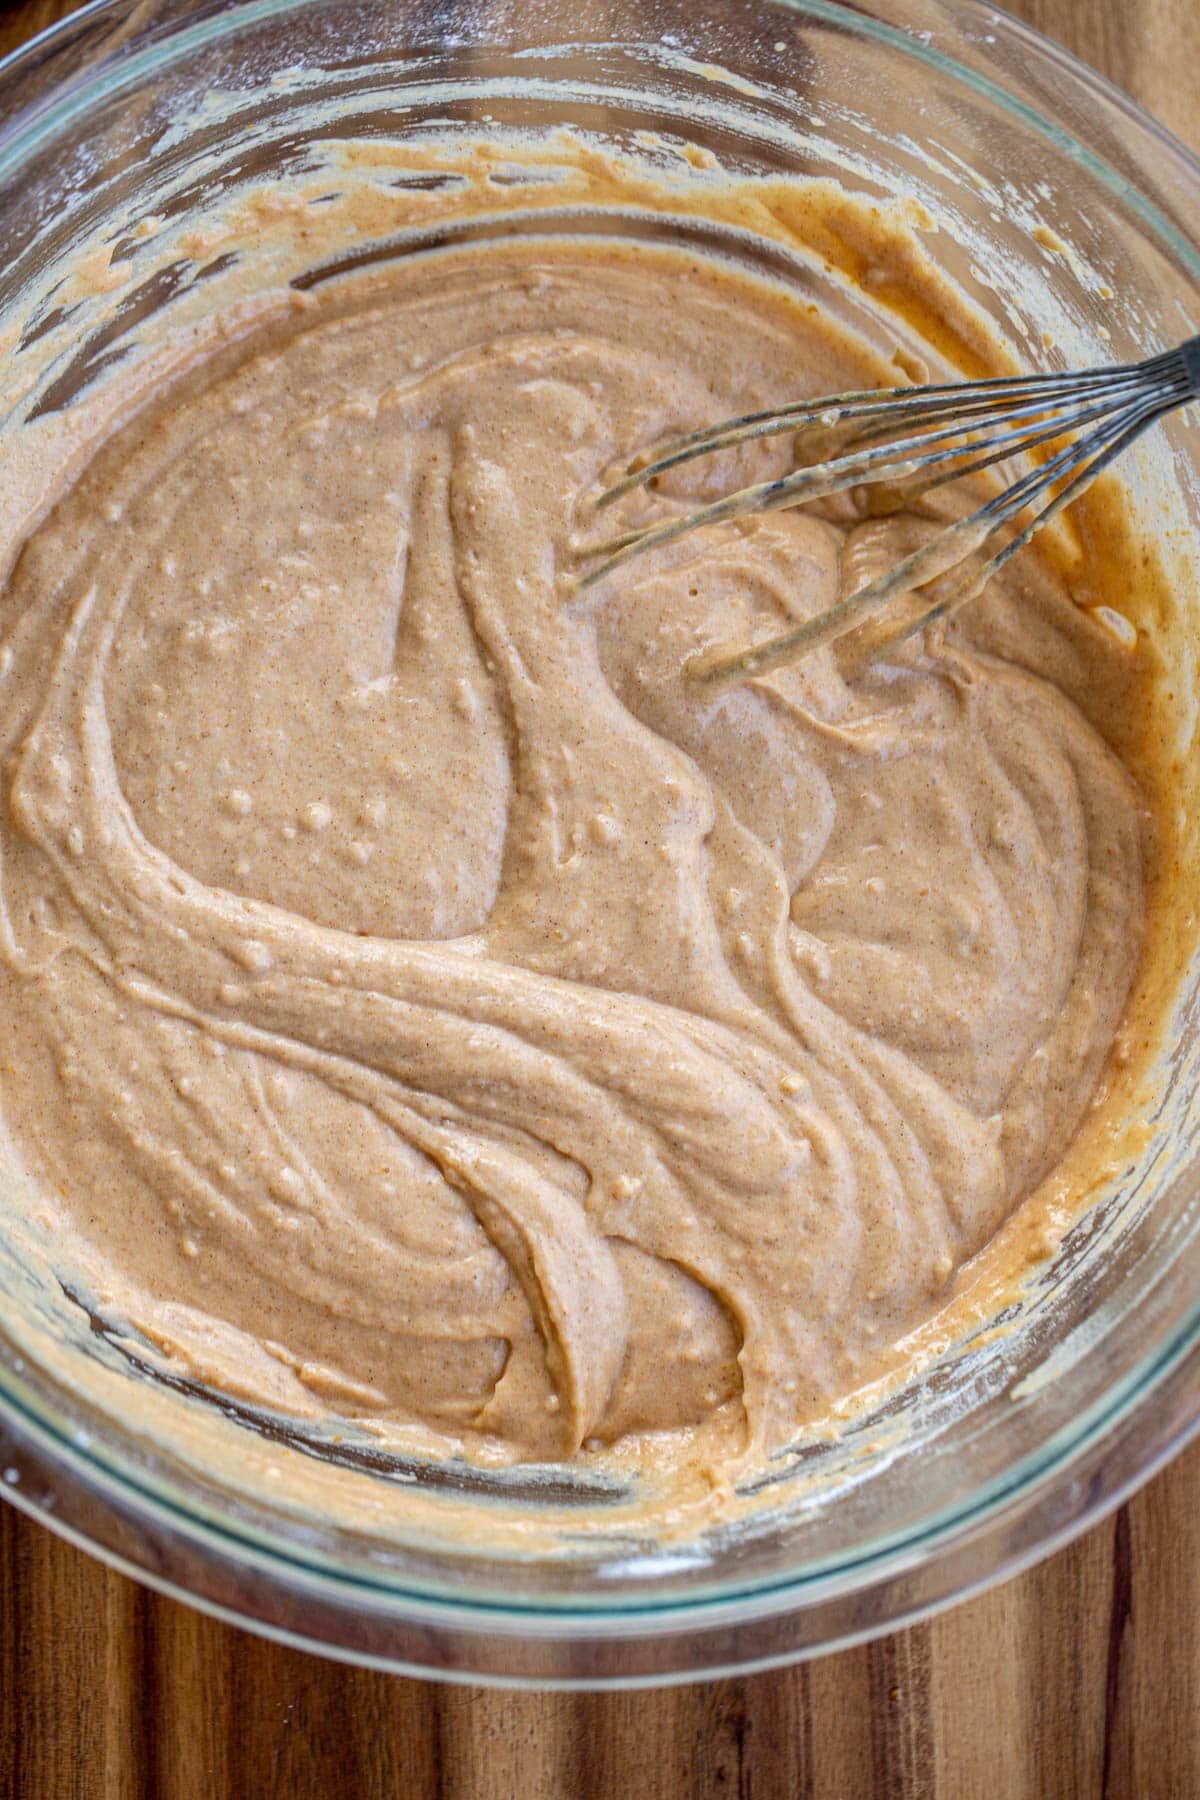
0, 0, 1199, 1687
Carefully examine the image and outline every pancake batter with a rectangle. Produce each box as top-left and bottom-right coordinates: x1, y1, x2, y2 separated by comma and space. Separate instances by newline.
0, 238, 1147, 1476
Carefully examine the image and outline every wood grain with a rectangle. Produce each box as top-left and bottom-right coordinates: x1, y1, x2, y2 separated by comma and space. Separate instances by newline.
1, 0, 1198, 1795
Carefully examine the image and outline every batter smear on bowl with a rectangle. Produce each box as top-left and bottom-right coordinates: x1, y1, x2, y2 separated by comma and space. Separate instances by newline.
0, 233, 1151, 1485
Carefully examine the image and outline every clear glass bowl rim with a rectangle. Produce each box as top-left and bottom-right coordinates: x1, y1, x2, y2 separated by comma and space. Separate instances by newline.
0, 0, 1197, 1680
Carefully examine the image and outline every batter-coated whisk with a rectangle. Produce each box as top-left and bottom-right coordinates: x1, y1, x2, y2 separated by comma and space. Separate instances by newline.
577, 335, 1200, 686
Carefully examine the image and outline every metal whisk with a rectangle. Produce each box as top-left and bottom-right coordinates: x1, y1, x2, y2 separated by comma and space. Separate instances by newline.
576, 336, 1200, 687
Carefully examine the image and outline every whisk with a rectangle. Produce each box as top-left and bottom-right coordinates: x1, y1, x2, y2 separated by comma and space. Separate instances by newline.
576, 335, 1200, 687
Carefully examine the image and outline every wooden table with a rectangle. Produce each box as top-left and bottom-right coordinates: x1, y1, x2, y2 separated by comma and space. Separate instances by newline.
1, 0, 1198, 1793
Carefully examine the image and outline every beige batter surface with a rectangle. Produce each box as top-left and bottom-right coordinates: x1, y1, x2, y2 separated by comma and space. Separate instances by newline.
0, 236, 1152, 1481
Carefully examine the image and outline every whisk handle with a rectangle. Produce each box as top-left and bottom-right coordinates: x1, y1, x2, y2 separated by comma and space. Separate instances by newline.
1182, 335, 1200, 397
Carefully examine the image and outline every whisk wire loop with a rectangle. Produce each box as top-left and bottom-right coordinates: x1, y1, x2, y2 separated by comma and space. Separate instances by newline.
576, 336, 1200, 686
